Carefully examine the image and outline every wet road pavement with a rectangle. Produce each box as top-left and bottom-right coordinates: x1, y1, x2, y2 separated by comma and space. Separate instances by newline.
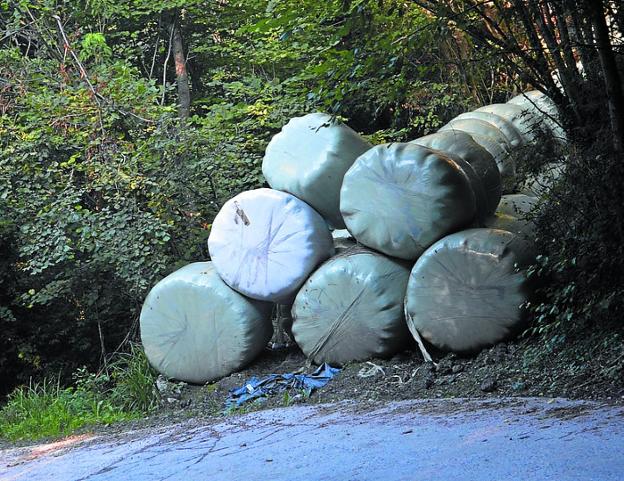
1, 397, 623, 481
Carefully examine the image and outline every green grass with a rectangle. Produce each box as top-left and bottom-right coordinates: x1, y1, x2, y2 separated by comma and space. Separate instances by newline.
0, 379, 137, 442
0, 343, 160, 442
108, 343, 160, 413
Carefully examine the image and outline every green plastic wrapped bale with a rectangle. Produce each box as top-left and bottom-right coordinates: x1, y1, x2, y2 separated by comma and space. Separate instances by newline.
405, 228, 532, 354
332, 229, 356, 253
476, 103, 544, 144
496, 194, 538, 218
453, 111, 525, 148
486, 194, 539, 264
439, 118, 515, 186
410, 130, 502, 217
140, 262, 273, 384
262, 113, 373, 229
291, 247, 411, 365
519, 162, 565, 197
507, 90, 567, 143
340, 143, 476, 260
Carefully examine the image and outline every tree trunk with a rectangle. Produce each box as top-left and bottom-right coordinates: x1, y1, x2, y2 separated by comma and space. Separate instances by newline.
171, 14, 190, 120
590, 0, 624, 155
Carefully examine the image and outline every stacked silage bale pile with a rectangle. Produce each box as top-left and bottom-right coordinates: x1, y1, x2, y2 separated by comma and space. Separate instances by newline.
262, 115, 417, 364
402, 91, 565, 355
139, 91, 566, 383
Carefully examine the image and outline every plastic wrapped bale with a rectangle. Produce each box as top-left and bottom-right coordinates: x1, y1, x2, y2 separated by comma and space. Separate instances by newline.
332, 228, 356, 253
519, 162, 565, 197
405, 228, 533, 354
439, 118, 515, 185
452, 111, 525, 148
291, 247, 411, 365
508, 90, 567, 143
476, 103, 544, 144
262, 113, 373, 229
208, 188, 334, 302
410, 130, 502, 217
140, 262, 273, 384
485, 195, 538, 255
496, 193, 538, 218
340, 143, 476, 260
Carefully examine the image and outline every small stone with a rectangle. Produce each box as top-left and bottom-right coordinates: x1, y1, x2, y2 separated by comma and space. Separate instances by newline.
436, 359, 453, 375
156, 375, 169, 394
480, 378, 497, 392
166, 397, 179, 404
452, 364, 464, 374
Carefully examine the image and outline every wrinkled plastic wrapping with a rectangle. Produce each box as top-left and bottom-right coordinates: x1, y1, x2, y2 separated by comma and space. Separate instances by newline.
292, 247, 411, 365
262, 113, 373, 229
410, 130, 502, 217
332, 229, 357, 253
485, 194, 538, 264
476, 103, 543, 144
208, 188, 334, 302
404, 229, 532, 354
496, 194, 538, 218
140, 262, 273, 384
439, 119, 515, 184
453, 111, 525, 148
508, 90, 567, 143
520, 162, 565, 197
340, 143, 476, 260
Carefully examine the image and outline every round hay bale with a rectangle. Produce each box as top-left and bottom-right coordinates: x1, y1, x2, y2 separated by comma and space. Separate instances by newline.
453, 111, 525, 148
508, 90, 567, 143
263, 113, 372, 229
405, 228, 532, 354
410, 130, 502, 217
497, 194, 538, 218
340, 143, 476, 260
140, 262, 273, 384
439, 118, 515, 184
476, 103, 544, 144
291, 247, 411, 365
208, 188, 334, 302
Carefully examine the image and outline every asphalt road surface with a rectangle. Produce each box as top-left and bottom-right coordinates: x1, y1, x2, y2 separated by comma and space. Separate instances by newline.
1, 397, 623, 481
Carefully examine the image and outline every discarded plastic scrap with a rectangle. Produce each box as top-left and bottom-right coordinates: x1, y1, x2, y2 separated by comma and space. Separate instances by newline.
225, 363, 341, 408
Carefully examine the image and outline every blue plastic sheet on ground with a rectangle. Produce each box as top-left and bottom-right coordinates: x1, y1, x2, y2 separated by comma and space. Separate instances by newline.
225, 363, 341, 408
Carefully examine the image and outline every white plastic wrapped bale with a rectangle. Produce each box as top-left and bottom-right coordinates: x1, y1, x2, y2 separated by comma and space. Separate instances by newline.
476, 103, 544, 144
140, 262, 273, 384
519, 162, 565, 197
496, 194, 538, 218
485, 195, 538, 262
208, 188, 334, 303
332, 228, 356, 253
291, 247, 411, 365
262, 113, 373, 229
410, 130, 502, 217
439, 118, 515, 184
508, 90, 567, 143
404, 228, 532, 354
340, 143, 476, 260
452, 111, 525, 148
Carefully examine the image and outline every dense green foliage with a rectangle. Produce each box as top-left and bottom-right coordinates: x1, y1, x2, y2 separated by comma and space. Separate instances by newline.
1, 0, 623, 403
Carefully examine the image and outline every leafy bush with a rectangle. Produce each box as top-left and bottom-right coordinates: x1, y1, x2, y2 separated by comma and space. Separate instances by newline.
526, 134, 624, 344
